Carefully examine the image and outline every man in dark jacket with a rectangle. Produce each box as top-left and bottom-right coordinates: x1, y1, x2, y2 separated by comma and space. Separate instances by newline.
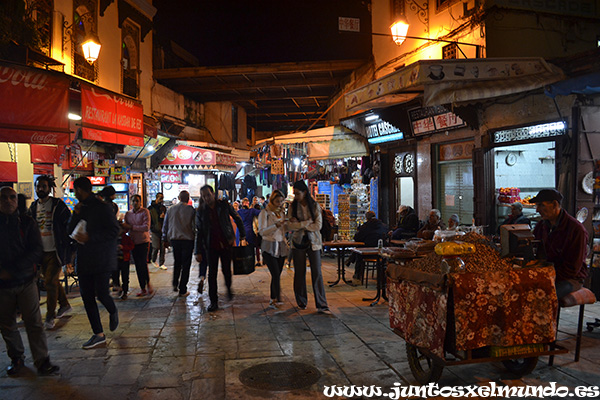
29, 175, 72, 330
349, 211, 388, 280
532, 189, 588, 299
0, 186, 59, 375
148, 192, 167, 269
68, 177, 120, 349
195, 185, 246, 312
391, 205, 419, 240
498, 202, 531, 233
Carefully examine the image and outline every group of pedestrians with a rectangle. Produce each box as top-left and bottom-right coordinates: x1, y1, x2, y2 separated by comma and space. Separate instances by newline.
0, 176, 332, 376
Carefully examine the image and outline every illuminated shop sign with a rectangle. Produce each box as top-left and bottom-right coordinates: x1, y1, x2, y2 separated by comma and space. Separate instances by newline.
409, 106, 465, 136
366, 121, 404, 144
492, 121, 566, 144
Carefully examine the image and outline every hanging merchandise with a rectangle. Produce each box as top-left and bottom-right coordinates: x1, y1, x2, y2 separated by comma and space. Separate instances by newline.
272, 159, 284, 175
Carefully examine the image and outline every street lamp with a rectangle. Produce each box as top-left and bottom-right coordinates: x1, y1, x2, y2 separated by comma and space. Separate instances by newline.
63, 12, 102, 64
390, 17, 409, 45
81, 32, 101, 64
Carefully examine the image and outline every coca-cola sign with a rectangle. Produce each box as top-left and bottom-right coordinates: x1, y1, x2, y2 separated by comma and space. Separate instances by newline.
31, 132, 59, 144
0, 62, 70, 145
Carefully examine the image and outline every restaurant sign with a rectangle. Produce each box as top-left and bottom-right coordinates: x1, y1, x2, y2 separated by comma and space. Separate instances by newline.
81, 84, 144, 146
160, 145, 216, 166
409, 106, 465, 136
365, 120, 404, 144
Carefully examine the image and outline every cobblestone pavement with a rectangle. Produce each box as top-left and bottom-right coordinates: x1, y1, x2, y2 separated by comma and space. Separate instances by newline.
1, 250, 599, 399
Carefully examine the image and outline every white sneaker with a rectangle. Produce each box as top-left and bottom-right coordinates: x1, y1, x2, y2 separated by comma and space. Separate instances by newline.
159, 265, 167, 270
44, 319, 56, 330
150, 261, 159, 268
268, 300, 278, 309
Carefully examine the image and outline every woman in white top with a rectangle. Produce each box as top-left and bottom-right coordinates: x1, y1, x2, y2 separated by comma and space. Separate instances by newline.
287, 180, 330, 314
258, 190, 288, 308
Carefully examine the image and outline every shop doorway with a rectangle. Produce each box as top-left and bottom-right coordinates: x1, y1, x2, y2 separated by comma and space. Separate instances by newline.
494, 141, 556, 230
395, 176, 414, 212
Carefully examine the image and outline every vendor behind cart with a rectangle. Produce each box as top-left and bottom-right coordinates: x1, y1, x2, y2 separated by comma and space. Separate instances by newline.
531, 189, 588, 299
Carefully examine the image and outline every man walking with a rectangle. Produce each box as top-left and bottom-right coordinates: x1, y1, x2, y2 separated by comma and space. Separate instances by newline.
162, 191, 196, 297
195, 185, 246, 312
0, 186, 59, 375
29, 175, 73, 330
148, 193, 167, 270
69, 177, 120, 349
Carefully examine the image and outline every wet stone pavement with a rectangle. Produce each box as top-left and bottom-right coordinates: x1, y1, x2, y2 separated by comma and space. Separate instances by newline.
1, 250, 599, 400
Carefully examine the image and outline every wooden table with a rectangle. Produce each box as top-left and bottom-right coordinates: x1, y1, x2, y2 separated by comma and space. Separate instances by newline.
352, 247, 388, 306
322, 240, 364, 287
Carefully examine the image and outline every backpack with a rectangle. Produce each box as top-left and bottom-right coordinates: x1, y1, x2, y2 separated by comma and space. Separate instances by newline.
320, 209, 334, 241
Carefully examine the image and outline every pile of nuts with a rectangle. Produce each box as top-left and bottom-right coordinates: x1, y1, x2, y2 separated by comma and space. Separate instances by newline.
405, 232, 513, 274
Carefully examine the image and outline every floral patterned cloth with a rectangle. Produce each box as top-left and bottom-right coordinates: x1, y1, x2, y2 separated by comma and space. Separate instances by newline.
451, 266, 558, 350
388, 266, 558, 358
388, 281, 448, 358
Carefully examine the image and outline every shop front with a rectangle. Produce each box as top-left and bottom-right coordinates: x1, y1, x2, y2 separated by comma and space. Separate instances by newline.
254, 125, 370, 239
157, 144, 237, 206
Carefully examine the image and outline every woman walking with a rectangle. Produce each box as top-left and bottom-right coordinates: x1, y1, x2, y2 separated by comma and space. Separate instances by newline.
287, 181, 331, 314
258, 190, 288, 308
123, 195, 153, 296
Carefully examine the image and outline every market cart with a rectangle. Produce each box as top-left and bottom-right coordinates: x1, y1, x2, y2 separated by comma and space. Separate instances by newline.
386, 233, 569, 384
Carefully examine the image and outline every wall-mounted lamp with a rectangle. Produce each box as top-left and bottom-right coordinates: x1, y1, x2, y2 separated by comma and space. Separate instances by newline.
81, 32, 102, 63
390, 17, 409, 46
63, 12, 102, 64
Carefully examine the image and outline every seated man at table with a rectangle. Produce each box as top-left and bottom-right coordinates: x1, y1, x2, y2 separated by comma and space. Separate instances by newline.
347, 211, 388, 281
531, 189, 588, 299
497, 202, 530, 233
417, 209, 446, 240
390, 206, 419, 240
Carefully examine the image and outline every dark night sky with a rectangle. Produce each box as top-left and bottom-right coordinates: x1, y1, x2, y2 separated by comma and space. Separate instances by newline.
153, 0, 372, 66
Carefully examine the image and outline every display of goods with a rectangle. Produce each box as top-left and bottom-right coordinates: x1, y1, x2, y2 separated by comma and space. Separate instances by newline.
383, 247, 417, 259
434, 242, 475, 256
521, 195, 533, 205
498, 187, 521, 204
405, 232, 513, 274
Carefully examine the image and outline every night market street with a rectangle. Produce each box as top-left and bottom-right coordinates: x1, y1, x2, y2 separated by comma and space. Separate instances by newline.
1, 251, 599, 400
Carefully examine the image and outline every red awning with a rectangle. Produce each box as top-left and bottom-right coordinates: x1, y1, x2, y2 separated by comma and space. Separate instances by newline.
0, 161, 18, 182
0, 62, 71, 145
81, 84, 144, 146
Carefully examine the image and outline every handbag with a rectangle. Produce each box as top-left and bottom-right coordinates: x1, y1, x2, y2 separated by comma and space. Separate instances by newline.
232, 245, 256, 275
292, 231, 311, 250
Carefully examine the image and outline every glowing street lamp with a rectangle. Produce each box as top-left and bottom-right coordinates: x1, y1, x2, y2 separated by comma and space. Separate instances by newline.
81, 32, 102, 64
390, 17, 409, 45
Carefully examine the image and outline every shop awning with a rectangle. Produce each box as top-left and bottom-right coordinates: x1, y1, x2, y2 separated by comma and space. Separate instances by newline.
255, 126, 369, 160
345, 57, 564, 111
0, 61, 71, 145
545, 71, 600, 97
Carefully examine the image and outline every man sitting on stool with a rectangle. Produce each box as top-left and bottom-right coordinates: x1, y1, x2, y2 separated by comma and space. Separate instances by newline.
531, 189, 588, 299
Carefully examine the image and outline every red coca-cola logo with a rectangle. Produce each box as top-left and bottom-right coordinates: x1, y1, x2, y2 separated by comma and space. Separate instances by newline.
31, 132, 58, 144
0, 66, 47, 90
